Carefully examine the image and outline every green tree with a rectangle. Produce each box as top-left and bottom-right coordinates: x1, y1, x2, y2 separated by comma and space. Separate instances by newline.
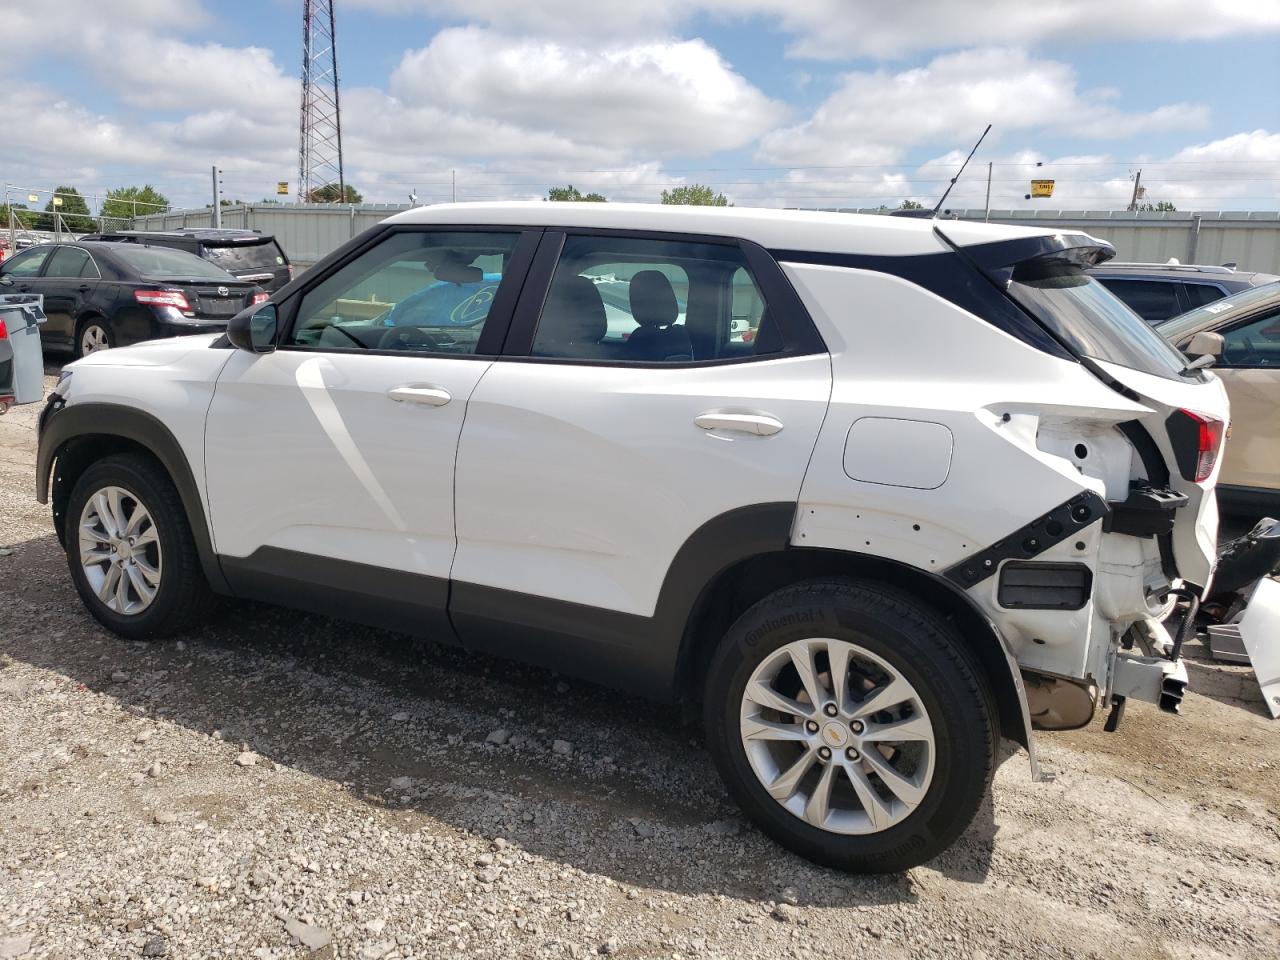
547, 184, 607, 202
306, 183, 362, 203
35, 186, 95, 232
0, 203, 35, 229
898, 199, 924, 210
100, 185, 170, 222
660, 184, 729, 206
1137, 200, 1177, 212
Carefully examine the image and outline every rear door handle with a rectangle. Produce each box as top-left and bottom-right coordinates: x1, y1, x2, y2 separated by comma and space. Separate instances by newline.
77, 284, 92, 292
694, 412, 784, 436
388, 384, 451, 406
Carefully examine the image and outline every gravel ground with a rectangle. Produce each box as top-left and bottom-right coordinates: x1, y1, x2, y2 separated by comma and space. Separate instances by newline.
2, 364, 1278, 960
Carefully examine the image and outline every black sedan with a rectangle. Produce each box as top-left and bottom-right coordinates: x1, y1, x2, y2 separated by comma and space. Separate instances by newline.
0, 241, 267, 358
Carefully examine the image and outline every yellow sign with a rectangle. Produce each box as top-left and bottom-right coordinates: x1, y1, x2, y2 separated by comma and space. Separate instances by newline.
27, 194, 38, 203
51, 196, 63, 206
277, 181, 289, 195
1030, 179, 1055, 198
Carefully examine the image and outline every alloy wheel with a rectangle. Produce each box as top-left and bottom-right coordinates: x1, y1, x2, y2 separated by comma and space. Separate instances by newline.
81, 324, 110, 355
739, 637, 936, 834
77, 486, 163, 616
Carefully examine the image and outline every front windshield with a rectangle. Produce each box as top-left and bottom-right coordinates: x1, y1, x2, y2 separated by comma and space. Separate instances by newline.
1008, 258, 1191, 379
1158, 280, 1280, 342
111, 245, 236, 281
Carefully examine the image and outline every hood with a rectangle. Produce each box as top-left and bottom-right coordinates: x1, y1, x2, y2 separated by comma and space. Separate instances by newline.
69, 334, 224, 369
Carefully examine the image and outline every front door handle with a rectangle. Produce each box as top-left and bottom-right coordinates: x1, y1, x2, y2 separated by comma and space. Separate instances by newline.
77, 284, 92, 292
694, 412, 784, 436
387, 384, 451, 406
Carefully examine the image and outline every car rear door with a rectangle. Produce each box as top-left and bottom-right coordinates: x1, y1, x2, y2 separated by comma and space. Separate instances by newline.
448, 230, 831, 690
204, 226, 537, 636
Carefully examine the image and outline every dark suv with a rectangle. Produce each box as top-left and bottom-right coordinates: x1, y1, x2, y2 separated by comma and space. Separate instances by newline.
1088, 261, 1279, 325
79, 229, 292, 293
0, 242, 266, 357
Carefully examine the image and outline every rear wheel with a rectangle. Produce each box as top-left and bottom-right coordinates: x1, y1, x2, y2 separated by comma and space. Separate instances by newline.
65, 453, 214, 639
703, 578, 996, 873
75, 317, 114, 358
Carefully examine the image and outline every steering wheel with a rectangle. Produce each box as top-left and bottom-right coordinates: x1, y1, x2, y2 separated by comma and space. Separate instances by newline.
378, 326, 441, 352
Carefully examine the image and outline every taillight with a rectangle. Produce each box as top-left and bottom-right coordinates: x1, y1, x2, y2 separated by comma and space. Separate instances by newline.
135, 289, 191, 311
1171, 409, 1225, 483
0, 318, 7, 340
252, 292, 269, 305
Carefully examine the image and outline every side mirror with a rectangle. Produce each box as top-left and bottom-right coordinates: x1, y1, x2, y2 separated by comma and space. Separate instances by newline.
1186, 330, 1224, 358
228, 302, 278, 354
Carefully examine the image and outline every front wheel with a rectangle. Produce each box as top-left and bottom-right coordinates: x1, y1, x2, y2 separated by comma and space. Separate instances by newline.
703, 578, 996, 873
65, 453, 215, 639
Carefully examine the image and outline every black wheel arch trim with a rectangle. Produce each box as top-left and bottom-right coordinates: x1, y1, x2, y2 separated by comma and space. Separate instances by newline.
36, 401, 229, 592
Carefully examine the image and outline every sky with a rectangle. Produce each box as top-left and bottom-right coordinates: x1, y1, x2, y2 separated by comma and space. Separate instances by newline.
3, 0, 1280, 214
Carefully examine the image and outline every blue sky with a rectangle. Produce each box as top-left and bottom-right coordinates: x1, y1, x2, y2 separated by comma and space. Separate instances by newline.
4, 0, 1279, 213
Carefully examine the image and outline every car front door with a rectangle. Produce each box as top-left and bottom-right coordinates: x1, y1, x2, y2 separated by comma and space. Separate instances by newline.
204, 227, 538, 635
39, 246, 101, 346
0, 247, 55, 341
1211, 304, 1280, 493
449, 231, 832, 691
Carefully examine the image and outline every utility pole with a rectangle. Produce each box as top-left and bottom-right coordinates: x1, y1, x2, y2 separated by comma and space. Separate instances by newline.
1127, 169, 1143, 212
451, 169, 456, 203
984, 161, 993, 222
212, 165, 222, 228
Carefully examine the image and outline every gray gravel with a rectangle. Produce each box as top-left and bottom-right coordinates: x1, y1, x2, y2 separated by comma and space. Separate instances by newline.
2, 364, 1278, 959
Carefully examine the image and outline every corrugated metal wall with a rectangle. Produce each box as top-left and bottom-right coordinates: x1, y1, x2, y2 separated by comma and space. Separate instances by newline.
132, 205, 1280, 275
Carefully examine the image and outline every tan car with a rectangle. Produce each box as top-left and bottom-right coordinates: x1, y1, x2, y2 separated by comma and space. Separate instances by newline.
1160, 281, 1280, 517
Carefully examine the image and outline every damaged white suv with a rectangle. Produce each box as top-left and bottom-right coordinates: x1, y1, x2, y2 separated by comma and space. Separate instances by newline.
37, 203, 1249, 872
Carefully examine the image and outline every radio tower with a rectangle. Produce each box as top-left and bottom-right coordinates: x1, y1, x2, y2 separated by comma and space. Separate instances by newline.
298, 0, 345, 203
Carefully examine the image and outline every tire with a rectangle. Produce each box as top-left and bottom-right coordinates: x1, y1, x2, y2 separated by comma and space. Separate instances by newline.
75, 317, 114, 359
703, 577, 996, 873
65, 453, 215, 640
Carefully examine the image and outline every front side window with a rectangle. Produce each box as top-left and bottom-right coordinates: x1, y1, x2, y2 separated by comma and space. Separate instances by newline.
0, 247, 51, 278
1219, 307, 1280, 367
289, 231, 519, 354
530, 236, 777, 363
44, 246, 95, 279
1010, 260, 1191, 380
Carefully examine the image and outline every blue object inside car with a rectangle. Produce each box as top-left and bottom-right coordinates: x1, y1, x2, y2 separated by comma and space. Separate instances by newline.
384, 273, 501, 327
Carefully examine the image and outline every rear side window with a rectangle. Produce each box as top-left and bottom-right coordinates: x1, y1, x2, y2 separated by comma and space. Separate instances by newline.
1009, 260, 1191, 379
530, 235, 779, 363
1095, 278, 1181, 325
205, 241, 287, 272
44, 246, 96, 279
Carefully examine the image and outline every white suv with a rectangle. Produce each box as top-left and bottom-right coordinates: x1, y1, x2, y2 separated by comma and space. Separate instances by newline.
37, 202, 1239, 872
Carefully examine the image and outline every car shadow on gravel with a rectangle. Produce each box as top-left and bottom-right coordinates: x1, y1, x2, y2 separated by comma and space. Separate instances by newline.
2, 530, 998, 904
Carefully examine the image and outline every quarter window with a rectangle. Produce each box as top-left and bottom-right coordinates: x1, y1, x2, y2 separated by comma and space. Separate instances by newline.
530, 236, 778, 363
1181, 282, 1226, 309
289, 231, 520, 354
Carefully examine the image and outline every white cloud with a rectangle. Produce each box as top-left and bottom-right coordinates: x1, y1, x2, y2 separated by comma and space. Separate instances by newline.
389, 28, 784, 155
345, 0, 1280, 58
757, 49, 1208, 167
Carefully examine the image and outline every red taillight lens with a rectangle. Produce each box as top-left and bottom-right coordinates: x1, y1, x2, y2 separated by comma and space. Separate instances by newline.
252, 292, 269, 305
0, 318, 7, 340
1181, 409, 1225, 483
135, 289, 191, 311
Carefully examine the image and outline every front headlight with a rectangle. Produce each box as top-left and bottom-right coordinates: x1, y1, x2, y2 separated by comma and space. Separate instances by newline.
53, 369, 73, 396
